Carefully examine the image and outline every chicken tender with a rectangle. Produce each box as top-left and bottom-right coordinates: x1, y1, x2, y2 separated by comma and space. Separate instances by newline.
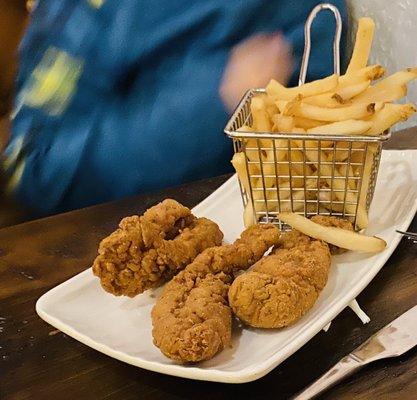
92, 199, 223, 297
151, 224, 280, 363
229, 231, 331, 328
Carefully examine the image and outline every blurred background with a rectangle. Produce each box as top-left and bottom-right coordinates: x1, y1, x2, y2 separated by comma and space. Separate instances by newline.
0, 0, 416, 229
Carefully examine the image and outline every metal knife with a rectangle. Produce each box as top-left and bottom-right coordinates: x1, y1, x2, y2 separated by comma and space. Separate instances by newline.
293, 304, 417, 400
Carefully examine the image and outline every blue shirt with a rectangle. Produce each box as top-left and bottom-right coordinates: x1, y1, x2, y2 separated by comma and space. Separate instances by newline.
4, 0, 347, 216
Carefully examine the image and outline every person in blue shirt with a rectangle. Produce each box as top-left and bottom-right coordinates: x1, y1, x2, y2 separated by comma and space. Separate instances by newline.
2, 0, 347, 217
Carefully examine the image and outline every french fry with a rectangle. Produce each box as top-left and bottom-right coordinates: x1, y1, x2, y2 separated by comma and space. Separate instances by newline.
232, 152, 263, 227
250, 97, 272, 131
355, 145, 373, 227
307, 120, 373, 135
337, 163, 357, 190
353, 67, 417, 103
237, 125, 253, 132
278, 212, 386, 252
336, 79, 371, 101
354, 84, 407, 103
289, 149, 314, 176
293, 116, 324, 129
338, 65, 385, 87
365, 67, 417, 92
257, 93, 280, 119
318, 190, 346, 213
366, 103, 417, 135
272, 114, 294, 132
231, 152, 253, 193
346, 17, 375, 73
243, 203, 255, 228
266, 104, 279, 120
304, 80, 371, 108
302, 92, 341, 108
333, 141, 365, 162
284, 101, 381, 122
279, 190, 307, 213
266, 74, 338, 100
233, 149, 296, 226
292, 140, 366, 224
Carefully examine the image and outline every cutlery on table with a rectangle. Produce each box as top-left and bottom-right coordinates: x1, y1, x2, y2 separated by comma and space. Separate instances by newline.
293, 304, 417, 400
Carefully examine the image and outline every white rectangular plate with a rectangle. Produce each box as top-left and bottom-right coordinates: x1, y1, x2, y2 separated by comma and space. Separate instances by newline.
36, 150, 417, 383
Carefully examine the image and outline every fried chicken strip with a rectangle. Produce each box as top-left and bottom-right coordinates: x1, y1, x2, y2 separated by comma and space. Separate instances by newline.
92, 199, 223, 297
151, 224, 280, 363
228, 216, 352, 328
229, 231, 331, 328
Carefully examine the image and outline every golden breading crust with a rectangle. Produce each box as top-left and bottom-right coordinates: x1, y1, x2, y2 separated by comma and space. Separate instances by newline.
92, 199, 223, 297
151, 224, 280, 363
228, 234, 331, 328
228, 216, 352, 328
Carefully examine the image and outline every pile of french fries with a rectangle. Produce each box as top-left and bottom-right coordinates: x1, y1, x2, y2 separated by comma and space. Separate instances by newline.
232, 17, 417, 229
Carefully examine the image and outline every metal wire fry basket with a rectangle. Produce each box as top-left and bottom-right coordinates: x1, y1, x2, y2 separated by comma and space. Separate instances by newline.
224, 3, 390, 230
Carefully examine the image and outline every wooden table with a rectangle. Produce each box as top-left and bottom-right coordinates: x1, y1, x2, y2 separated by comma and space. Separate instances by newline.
1, 128, 417, 400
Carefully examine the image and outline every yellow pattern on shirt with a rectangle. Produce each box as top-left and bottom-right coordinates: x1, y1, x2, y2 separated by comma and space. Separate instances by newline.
3, 136, 25, 193
88, 0, 105, 8
20, 47, 83, 116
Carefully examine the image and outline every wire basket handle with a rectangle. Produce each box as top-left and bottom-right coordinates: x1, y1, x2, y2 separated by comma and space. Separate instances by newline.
299, 3, 342, 86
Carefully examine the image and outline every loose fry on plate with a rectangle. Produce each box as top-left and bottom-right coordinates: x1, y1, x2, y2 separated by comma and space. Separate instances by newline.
307, 119, 373, 136
346, 17, 375, 73
284, 100, 381, 122
266, 74, 338, 100
278, 212, 386, 252
366, 103, 417, 135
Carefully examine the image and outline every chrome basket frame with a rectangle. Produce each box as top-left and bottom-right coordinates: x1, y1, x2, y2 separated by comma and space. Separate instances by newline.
223, 4, 391, 230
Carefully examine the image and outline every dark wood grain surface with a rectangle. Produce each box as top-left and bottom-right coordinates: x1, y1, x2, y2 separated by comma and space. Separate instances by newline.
1, 128, 417, 400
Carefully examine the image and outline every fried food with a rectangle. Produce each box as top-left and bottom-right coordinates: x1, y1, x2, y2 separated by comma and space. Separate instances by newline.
278, 212, 386, 253
151, 224, 280, 363
346, 17, 375, 73
229, 230, 331, 328
310, 215, 353, 254
92, 199, 223, 297
231, 17, 417, 229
